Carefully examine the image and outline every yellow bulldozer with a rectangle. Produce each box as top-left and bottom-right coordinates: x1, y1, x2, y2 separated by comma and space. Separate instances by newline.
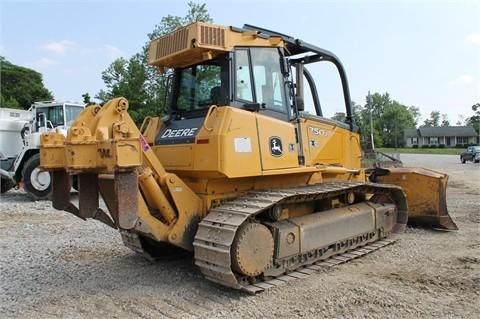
40, 22, 456, 293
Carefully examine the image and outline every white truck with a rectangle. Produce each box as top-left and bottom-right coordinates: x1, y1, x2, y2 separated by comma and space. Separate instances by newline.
0, 101, 85, 199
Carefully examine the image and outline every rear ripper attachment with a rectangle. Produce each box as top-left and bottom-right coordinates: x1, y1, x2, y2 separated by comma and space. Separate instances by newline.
40, 97, 204, 252
40, 98, 144, 230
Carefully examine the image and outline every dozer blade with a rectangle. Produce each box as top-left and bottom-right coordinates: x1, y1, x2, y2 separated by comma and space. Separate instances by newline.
374, 167, 457, 230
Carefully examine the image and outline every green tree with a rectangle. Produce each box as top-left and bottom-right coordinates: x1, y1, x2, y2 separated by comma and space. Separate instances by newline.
141, 1, 212, 115
351, 101, 363, 126
81, 92, 95, 105
353, 92, 416, 148
96, 2, 212, 121
0, 57, 53, 109
379, 100, 416, 147
422, 110, 441, 127
331, 102, 362, 127
407, 106, 421, 126
441, 114, 450, 127
331, 112, 346, 122
358, 92, 390, 148
466, 102, 480, 135
97, 54, 148, 123
456, 114, 465, 126
145, 1, 211, 47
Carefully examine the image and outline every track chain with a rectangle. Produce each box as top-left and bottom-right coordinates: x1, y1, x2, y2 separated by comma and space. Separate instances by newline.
193, 181, 402, 294
241, 238, 396, 294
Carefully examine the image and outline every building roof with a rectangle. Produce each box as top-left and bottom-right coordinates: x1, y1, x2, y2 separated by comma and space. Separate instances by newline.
419, 126, 477, 137
404, 126, 477, 137
404, 128, 418, 137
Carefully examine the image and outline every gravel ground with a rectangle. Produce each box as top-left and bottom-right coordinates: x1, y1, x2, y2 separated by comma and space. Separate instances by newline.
1, 154, 479, 318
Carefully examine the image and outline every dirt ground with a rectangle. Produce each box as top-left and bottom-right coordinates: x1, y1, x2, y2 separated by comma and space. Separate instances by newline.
0, 154, 478, 319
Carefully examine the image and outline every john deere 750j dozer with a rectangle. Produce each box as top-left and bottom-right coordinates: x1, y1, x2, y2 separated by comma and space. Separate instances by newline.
40, 22, 457, 293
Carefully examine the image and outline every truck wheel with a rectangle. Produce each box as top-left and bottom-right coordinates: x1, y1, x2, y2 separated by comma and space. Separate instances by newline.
461, 157, 466, 164
1, 178, 14, 194
22, 153, 51, 200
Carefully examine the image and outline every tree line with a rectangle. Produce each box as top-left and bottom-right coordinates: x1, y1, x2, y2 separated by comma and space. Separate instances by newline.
0, 57, 53, 108
332, 94, 480, 148
83, 1, 211, 123
1, 2, 479, 147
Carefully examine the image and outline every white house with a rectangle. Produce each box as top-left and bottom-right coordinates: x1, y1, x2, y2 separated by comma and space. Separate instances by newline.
404, 126, 478, 147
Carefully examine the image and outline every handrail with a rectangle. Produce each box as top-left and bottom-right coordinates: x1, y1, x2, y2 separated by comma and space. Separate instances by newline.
203, 105, 218, 132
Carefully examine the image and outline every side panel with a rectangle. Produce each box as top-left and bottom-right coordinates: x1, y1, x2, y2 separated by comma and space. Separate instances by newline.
154, 107, 263, 178
216, 108, 262, 177
0, 116, 28, 157
305, 120, 342, 162
292, 202, 375, 253
300, 116, 362, 169
272, 202, 396, 260
155, 144, 193, 168
256, 113, 298, 170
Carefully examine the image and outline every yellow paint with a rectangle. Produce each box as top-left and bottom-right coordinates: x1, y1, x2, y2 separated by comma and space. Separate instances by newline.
43, 22, 445, 255
149, 22, 284, 69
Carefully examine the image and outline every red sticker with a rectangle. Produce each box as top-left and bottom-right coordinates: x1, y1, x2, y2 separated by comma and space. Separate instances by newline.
139, 135, 150, 152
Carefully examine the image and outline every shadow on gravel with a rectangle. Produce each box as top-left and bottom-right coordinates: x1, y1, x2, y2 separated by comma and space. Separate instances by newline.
44, 246, 245, 301
404, 225, 457, 235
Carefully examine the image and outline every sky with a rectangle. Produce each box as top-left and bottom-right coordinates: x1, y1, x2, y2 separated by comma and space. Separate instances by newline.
1, 0, 479, 125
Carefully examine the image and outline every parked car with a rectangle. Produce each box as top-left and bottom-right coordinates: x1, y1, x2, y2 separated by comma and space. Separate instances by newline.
460, 145, 480, 163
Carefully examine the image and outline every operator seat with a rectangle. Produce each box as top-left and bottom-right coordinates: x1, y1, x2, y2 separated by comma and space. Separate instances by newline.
210, 86, 221, 105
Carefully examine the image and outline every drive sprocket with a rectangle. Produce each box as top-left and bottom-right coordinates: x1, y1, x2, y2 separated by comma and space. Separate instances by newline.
231, 222, 274, 277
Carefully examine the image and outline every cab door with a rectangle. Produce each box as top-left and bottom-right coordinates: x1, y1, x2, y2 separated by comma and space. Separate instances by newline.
233, 47, 298, 170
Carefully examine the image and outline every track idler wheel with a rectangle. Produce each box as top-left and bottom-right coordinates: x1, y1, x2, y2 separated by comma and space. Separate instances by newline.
231, 223, 274, 277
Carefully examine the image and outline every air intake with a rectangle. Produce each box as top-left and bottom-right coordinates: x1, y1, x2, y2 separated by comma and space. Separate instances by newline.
153, 28, 189, 62
148, 22, 230, 68
199, 25, 225, 47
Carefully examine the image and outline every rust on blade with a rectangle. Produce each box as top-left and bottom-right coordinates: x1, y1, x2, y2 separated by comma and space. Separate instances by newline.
98, 177, 119, 225
52, 170, 72, 210
114, 171, 138, 230
76, 173, 116, 228
79, 173, 99, 219
52, 170, 82, 219
92, 208, 117, 229
51, 170, 79, 216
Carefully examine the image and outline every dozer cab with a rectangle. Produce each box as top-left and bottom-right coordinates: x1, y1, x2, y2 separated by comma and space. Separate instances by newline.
40, 22, 457, 293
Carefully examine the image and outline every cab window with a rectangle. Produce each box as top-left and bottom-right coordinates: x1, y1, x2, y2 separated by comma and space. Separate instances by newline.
176, 64, 222, 111
37, 106, 63, 127
234, 47, 287, 113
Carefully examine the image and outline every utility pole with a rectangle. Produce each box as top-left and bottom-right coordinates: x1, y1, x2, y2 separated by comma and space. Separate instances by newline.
394, 112, 397, 149
367, 91, 375, 150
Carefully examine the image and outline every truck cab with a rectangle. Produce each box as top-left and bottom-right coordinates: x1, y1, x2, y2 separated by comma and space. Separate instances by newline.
1, 101, 84, 198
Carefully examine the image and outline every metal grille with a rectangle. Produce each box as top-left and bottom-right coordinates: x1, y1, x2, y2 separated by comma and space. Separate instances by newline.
200, 25, 225, 47
154, 28, 189, 60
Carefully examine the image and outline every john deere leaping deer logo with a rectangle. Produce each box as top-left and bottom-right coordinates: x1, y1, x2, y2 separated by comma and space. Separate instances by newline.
269, 136, 283, 157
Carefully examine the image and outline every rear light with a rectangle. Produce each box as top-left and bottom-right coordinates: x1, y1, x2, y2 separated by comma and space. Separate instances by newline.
196, 138, 210, 144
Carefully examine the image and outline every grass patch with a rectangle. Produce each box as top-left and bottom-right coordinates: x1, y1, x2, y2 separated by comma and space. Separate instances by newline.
376, 148, 462, 155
